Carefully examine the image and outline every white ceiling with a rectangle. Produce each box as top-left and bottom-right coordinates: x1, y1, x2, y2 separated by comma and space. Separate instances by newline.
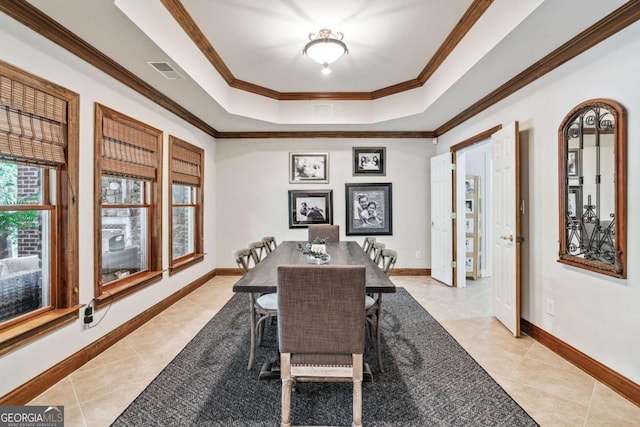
26, 0, 629, 132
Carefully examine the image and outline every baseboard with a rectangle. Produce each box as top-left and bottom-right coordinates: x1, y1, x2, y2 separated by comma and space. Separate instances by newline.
0, 269, 218, 405
521, 319, 640, 407
214, 268, 243, 275
390, 268, 430, 276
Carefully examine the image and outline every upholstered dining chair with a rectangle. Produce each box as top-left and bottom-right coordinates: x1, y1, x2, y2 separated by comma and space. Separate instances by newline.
236, 248, 278, 370
361, 236, 376, 255
366, 249, 397, 372
262, 236, 278, 254
249, 240, 268, 264
307, 224, 340, 242
278, 265, 366, 427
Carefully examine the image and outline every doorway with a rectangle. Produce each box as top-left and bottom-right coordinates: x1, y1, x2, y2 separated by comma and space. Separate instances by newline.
456, 140, 492, 288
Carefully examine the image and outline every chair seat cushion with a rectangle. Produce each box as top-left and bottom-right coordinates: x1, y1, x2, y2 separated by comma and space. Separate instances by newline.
365, 295, 376, 309
256, 292, 278, 310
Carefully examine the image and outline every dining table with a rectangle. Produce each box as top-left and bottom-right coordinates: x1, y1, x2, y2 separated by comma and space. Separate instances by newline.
233, 240, 396, 380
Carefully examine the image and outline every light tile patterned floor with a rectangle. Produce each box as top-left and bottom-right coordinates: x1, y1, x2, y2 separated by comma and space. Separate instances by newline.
29, 276, 640, 426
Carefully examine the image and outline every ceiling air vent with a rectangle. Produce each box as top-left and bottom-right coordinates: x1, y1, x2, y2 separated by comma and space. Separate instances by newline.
147, 61, 183, 80
313, 104, 332, 118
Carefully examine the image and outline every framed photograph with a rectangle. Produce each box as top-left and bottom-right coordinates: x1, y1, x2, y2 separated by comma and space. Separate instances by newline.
465, 237, 474, 253
465, 178, 475, 194
465, 217, 474, 234
290, 152, 329, 184
345, 183, 392, 235
465, 257, 474, 272
465, 199, 474, 214
353, 147, 386, 176
567, 149, 580, 178
568, 186, 582, 220
288, 190, 333, 228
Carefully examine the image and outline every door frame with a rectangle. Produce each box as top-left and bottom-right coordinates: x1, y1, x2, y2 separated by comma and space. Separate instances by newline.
449, 125, 502, 286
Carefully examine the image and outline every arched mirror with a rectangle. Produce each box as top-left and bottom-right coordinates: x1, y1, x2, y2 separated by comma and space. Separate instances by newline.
558, 99, 626, 278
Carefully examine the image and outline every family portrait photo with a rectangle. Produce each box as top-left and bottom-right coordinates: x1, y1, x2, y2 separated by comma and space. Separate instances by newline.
345, 183, 392, 235
353, 147, 386, 176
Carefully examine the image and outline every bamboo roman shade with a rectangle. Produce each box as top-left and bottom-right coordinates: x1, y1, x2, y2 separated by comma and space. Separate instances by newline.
171, 138, 202, 186
101, 116, 159, 180
0, 75, 67, 166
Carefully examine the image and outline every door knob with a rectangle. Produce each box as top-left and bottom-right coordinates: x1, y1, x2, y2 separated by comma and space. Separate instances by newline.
500, 235, 514, 242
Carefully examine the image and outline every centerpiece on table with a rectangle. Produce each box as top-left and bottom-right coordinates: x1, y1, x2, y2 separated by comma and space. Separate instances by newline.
298, 238, 331, 264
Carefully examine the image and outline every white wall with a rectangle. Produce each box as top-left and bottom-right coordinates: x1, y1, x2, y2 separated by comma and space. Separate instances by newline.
435, 21, 640, 383
215, 139, 435, 268
0, 15, 217, 396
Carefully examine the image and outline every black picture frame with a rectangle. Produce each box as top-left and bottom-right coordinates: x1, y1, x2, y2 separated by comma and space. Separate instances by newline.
353, 147, 386, 176
289, 152, 329, 183
345, 183, 392, 235
288, 189, 333, 228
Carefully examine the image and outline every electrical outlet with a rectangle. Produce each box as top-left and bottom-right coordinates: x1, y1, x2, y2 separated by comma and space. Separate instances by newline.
83, 306, 93, 324
415, 250, 421, 259
231, 250, 236, 259
546, 298, 554, 316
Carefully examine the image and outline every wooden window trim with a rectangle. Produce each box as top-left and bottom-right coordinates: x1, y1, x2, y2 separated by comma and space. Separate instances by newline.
168, 135, 203, 275
94, 104, 163, 307
0, 60, 79, 354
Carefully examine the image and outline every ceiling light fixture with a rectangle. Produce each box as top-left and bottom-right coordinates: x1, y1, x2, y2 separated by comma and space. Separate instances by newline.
303, 29, 348, 74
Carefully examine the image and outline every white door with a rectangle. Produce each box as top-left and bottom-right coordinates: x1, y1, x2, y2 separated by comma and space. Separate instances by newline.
491, 122, 521, 336
431, 152, 453, 286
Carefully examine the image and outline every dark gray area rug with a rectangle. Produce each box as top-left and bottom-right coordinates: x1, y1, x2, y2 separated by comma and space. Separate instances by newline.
112, 288, 538, 426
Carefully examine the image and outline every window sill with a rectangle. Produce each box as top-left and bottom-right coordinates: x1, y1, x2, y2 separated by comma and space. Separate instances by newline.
169, 253, 205, 275
0, 306, 80, 357
95, 270, 163, 310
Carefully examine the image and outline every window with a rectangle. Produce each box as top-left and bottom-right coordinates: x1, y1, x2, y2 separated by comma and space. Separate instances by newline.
168, 136, 204, 273
94, 104, 162, 308
0, 61, 79, 354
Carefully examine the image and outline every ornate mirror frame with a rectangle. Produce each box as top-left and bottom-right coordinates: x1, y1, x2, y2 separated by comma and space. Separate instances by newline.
558, 98, 627, 278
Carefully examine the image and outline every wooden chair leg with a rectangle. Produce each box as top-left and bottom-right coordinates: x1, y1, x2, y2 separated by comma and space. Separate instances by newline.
281, 353, 292, 427
353, 354, 363, 427
376, 293, 384, 373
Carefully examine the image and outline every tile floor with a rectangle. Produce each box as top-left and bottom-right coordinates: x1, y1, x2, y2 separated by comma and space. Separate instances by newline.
29, 275, 640, 426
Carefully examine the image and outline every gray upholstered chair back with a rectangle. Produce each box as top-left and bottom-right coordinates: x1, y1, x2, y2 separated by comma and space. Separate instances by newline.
277, 265, 365, 355
307, 224, 340, 243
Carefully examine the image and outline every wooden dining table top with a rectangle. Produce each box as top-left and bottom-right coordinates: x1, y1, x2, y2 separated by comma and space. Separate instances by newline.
232, 241, 396, 294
